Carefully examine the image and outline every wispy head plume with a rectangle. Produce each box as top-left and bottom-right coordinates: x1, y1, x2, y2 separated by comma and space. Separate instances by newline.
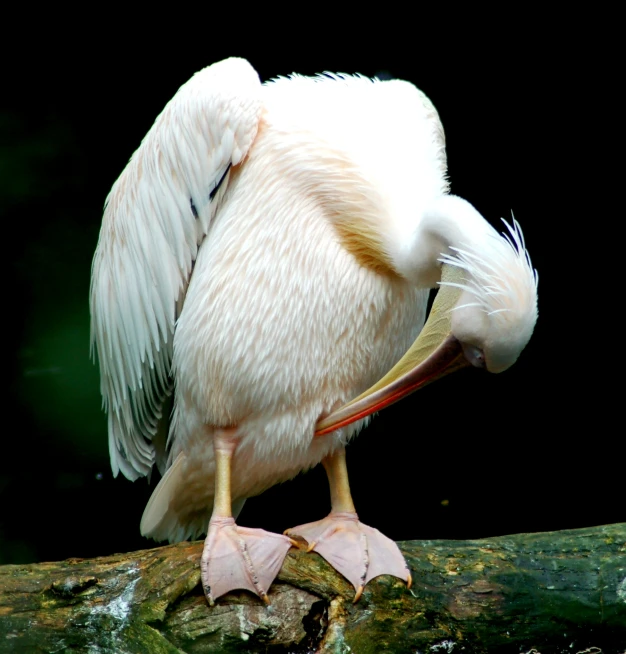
438, 215, 538, 323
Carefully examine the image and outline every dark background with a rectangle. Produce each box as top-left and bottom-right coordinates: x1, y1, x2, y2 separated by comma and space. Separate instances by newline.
2, 17, 618, 566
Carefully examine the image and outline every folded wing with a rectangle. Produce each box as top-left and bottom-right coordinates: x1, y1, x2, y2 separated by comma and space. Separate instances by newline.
90, 58, 263, 480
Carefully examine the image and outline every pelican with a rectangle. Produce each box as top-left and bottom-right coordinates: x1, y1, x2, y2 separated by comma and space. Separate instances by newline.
90, 57, 537, 605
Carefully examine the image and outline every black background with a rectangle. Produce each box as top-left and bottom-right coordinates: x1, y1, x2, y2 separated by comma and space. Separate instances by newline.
2, 13, 619, 566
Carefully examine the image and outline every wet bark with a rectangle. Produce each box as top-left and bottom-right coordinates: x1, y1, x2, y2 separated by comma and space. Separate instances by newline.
1, 523, 625, 653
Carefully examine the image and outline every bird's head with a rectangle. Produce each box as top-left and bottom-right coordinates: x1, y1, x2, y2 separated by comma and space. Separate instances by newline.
315, 215, 538, 435
441, 218, 538, 374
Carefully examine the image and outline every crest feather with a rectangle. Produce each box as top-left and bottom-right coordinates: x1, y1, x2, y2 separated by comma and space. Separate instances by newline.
439, 215, 538, 323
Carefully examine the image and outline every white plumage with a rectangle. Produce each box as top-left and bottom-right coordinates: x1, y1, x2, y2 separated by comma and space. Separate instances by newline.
90, 58, 537, 603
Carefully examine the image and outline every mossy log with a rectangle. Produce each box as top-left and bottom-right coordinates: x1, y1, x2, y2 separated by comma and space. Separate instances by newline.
1, 523, 625, 653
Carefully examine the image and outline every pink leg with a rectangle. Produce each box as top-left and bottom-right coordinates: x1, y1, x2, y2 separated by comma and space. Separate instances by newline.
285, 448, 411, 601
200, 428, 293, 605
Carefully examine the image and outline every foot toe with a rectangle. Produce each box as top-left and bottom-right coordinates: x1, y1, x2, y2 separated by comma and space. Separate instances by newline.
201, 520, 292, 604
287, 513, 411, 596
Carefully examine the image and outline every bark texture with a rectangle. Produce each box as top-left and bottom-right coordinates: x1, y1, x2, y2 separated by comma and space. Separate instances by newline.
1, 523, 625, 653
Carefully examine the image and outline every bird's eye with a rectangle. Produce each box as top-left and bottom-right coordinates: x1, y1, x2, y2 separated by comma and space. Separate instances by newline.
462, 344, 486, 369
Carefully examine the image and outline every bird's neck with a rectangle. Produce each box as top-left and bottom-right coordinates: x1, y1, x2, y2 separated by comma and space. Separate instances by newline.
393, 194, 498, 289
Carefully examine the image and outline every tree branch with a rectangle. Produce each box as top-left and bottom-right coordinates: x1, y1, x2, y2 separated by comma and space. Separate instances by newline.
1, 523, 625, 653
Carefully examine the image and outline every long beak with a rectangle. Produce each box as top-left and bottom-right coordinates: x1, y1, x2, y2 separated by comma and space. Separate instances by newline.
315, 264, 470, 436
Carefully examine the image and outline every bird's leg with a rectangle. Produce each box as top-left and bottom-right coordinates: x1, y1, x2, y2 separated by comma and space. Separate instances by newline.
201, 428, 293, 605
285, 447, 411, 601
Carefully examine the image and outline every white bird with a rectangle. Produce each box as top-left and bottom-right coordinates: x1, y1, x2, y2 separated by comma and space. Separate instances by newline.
90, 58, 537, 605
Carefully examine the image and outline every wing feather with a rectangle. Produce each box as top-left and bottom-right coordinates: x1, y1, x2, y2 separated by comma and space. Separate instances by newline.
90, 58, 262, 480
